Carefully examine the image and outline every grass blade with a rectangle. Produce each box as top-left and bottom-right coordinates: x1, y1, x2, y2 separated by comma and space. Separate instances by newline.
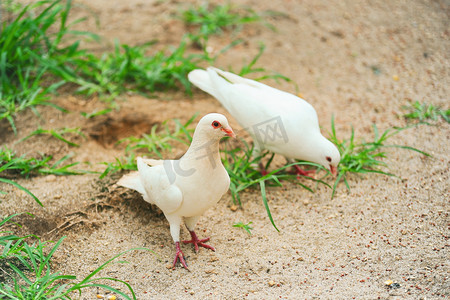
0, 177, 43, 206
259, 181, 279, 232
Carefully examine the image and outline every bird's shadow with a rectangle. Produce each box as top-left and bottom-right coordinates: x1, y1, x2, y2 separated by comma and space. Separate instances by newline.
112, 187, 174, 246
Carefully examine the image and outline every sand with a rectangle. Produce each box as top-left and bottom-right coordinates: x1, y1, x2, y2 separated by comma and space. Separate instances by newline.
1, 0, 449, 299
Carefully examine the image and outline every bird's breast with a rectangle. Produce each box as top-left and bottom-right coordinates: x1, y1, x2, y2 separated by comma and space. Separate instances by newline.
173, 164, 230, 217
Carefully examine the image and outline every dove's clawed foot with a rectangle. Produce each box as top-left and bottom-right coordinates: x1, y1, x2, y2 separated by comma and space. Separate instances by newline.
183, 230, 215, 253
173, 241, 189, 270
293, 165, 316, 178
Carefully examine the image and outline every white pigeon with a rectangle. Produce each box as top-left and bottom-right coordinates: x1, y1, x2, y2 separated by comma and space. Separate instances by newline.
117, 113, 235, 269
188, 67, 340, 177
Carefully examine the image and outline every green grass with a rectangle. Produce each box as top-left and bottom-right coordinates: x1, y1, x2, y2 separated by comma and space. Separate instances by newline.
0, 147, 87, 206
46, 39, 209, 99
0, 0, 206, 130
0, 0, 97, 133
1, 0, 291, 133
0, 213, 150, 299
17, 127, 85, 147
119, 114, 196, 158
236, 43, 292, 83
403, 101, 449, 123
100, 153, 138, 180
80, 108, 113, 119
100, 115, 197, 179
232, 221, 253, 235
181, 2, 269, 47
328, 117, 430, 198
180, 3, 290, 84
221, 140, 326, 231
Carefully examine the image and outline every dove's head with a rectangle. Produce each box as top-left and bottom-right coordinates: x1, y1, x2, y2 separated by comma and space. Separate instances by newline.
315, 138, 341, 177
196, 113, 236, 140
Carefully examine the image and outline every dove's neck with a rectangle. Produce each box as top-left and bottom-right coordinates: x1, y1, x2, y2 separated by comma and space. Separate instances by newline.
182, 133, 221, 166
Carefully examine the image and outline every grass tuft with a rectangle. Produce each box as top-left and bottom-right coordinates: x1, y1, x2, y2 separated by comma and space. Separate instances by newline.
100, 115, 197, 179
119, 114, 196, 158
328, 117, 430, 198
0, 147, 88, 206
0, 0, 98, 132
181, 2, 268, 47
403, 101, 449, 124
17, 127, 85, 147
1, 0, 291, 133
232, 221, 253, 235
51, 39, 208, 99
221, 140, 328, 231
0, 214, 151, 299
236, 43, 293, 83
80, 108, 113, 119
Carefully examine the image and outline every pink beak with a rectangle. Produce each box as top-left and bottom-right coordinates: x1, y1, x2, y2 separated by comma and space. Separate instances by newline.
330, 165, 338, 177
221, 127, 236, 138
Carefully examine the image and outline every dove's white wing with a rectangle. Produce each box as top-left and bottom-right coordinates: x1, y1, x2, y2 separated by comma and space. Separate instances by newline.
190, 68, 320, 151
137, 158, 182, 214
190, 68, 318, 130
190, 69, 273, 128
188, 68, 341, 176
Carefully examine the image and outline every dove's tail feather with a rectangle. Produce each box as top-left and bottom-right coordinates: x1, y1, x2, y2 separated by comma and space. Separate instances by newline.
208, 67, 267, 89
117, 172, 146, 195
188, 69, 222, 100
189, 67, 266, 99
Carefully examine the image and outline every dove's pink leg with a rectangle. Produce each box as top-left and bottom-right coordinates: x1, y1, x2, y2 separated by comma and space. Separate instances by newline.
259, 162, 268, 176
293, 165, 316, 178
183, 230, 215, 252
173, 241, 189, 270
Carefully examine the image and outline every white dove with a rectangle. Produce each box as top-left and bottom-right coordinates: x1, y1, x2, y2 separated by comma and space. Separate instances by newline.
117, 113, 235, 269
188, 67, 340, 177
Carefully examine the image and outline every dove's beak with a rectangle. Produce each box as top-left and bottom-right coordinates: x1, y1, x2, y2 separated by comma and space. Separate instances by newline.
221, 127, 236, 138
329, 165, 338, 177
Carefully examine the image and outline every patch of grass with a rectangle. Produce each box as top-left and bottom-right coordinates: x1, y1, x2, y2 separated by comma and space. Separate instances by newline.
48, 39, 208, 99
328, 117, 431, 198
221, 140, 327, 231
0, 213, 35, 262
0, 0, 207, 130
0, 0, 97, 132
100, 115, 197, 178
0, 147, 87, 206
0, 214, 150, 299
236, 43, 292, 83
403, 101, 449, 123
180, 4, 290, 84
232, 221, 253, 235
181, 2, 267, 47
2, 0, 291, 133
119, 114, 196, 158
99, 153, 138, 180
17, 127, 85, 147
80, 108, 113, 119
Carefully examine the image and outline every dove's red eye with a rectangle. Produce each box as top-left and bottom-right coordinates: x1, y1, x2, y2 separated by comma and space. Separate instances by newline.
326, 156, 332, 162
212, 121, 221, 128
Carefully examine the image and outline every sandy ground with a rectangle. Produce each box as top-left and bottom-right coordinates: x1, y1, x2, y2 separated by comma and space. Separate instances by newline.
1, 0, 449, 299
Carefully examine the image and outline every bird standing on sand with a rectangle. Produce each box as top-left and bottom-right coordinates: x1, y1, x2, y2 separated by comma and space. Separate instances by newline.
188, 67, 340, 177
117, 113, 235, 269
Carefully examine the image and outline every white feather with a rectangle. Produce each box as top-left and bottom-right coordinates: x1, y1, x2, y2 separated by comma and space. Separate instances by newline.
117, 113, 234, 268
188, 67, 341, 173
